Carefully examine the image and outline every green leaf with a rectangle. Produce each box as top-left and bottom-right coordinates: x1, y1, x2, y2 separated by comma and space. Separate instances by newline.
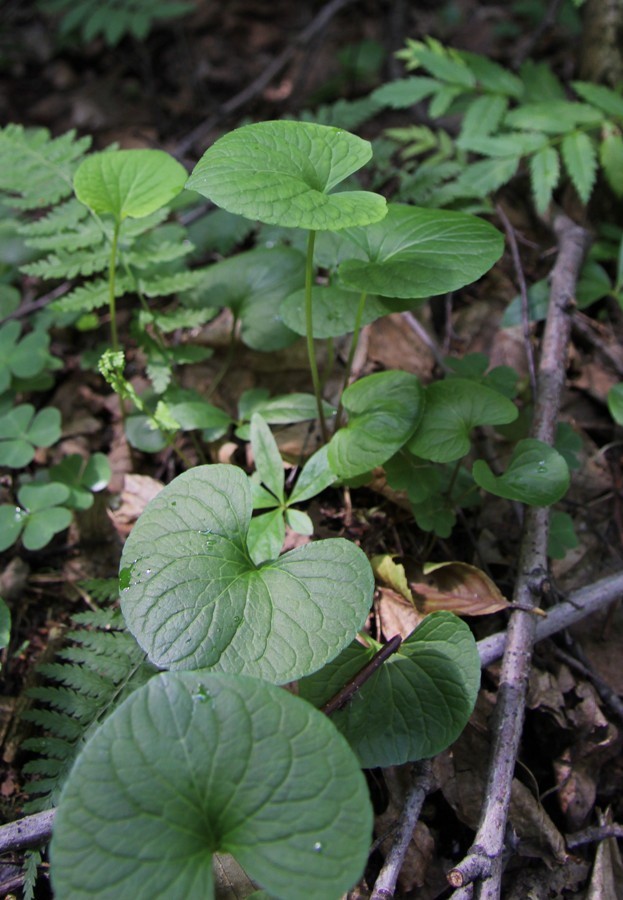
247, 508, 286, 565
18, 482, 70, 512
186, 120, 387, 231
0, 597, 10, 652
608, 383, 623, 425
561, 131, 597, 204
530, 146, 560, 215
299, 612, 480, 767
457, 132, 547, 157
21, 507, 73, 550
548, 511, 579, 559
188, 246, 304, 351
505, 101, 603, 134
460, 94, 509, 139
120, 465, 373, 682
338, 204, 503, 299
285, 508, 314, 536
250, 414, 285, 504
251, 393, 335, 427
450, 156, 520, 197
372, 77, 439, 109
472, 439, 570, 505
50, 671, 372, 900
74, 149, 188, 221
281, 286, 392, 338
501, 278, 550, 326
289, 445, 336, 505
0, 506, 27, 552
327, 371, 424, 478
457, 49, 524, 97
0, 404, 61, 467
572, 81, 623, 118
600, 130, 623, 197
408, 379, 518, 463
575, 260, 612, 307
47, 453, 111, 510
125, 414, 169, 453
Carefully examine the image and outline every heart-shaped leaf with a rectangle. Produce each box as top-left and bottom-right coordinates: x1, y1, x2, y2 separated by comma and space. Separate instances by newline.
74, 149, 188, 221
299, 611, 481, 768
0, 404, 61, 467
22, 506, 73, 550
280, 286, 414, 338
188, 246, 304, 351
408, 378, 518, 463
120, 465, 373, 682
472, 438, 570, 505
50, 670, 373, 900
328, 371, 424, 478
0, 506, 28, 552
186, 120, 387, 231
338, 203, 504, 298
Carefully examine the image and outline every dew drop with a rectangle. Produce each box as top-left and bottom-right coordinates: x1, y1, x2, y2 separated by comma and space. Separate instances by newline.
536, 460, 547, 473
193, 685, 211, 703
313, 842, 323, 853
233, 616, 241, 624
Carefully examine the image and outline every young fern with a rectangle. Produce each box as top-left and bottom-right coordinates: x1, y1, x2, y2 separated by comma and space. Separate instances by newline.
21, 594, 155, 812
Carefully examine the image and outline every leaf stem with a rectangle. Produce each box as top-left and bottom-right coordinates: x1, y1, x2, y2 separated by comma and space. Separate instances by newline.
108, 221, 120, 353
305, 230, 328, 441
334, 290, 367, 430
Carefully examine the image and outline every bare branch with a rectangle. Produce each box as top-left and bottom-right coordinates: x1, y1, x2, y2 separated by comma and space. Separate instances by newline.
0, 809, 55, 854
448, 214, 591, 897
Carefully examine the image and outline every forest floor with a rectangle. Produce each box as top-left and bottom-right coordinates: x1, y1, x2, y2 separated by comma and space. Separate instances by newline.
2, 1, 623, 898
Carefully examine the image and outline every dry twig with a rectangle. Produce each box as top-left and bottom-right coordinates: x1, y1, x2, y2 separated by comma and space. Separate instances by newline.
448, 214, 591, 898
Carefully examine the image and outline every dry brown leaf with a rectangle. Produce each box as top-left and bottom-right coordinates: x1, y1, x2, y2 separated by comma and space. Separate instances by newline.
587, 809, 623, 900
377, 587, 425, 641
411, 561, 510, 616
109, 474, 164, 537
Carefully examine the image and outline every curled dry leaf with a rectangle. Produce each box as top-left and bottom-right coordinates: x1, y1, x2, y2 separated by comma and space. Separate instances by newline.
411, 561, 510, 617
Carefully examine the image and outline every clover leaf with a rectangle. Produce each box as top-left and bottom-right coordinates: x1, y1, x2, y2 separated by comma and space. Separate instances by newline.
186, 120, 387, 231
51, 671, 373, 900
0, 322, 52, 393
299, 611, 481, 767
0, 482, 72, 551
0, 404, 61, 467
120, 464, 373, 682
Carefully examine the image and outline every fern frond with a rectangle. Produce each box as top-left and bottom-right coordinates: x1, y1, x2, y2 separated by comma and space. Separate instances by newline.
23, 608, 154, 812
21, 243, 109, 279
299, 96, 382, 130
77, 577, 120, 604
137, 304, 218, 332
137, 269, 210, 298
51, 277, 131, 314
0, 125, 90, 210
19, 198, 89, 238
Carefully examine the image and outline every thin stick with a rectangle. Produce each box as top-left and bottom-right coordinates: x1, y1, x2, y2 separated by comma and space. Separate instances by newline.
175, 0, 361, 156
369, 760, 434, 900
496, 204, 537, 402
321, 635, 402, 716
0, 809, 55, 854
448, 214, 590, 898
566, 823, 623, 848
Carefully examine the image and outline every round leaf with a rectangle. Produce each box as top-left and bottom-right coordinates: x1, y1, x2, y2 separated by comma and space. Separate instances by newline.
338, 203, 504, 298
472, 438, 570, 505
408, 378, 518, 463
299, 611, 481, 767
0, 505, 26, 552
74, 149, 188, 221
280, 286, 398, 339
21, 507, 73, 550
328, 371, 424, 478
120, 465, 373, 682
185, 120, 387, 231
51, 670, 372, 900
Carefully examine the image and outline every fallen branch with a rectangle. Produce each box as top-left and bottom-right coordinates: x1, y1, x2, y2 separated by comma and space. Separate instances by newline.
176, 0, 361, 156
0, 809, 55, 854
448, 214, 591, 898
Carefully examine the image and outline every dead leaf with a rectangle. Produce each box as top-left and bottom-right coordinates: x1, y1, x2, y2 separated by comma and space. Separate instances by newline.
377, 587, 425, 640
109, 474, 164, 537
372, 555, 414, 602
410, 561, 510, 616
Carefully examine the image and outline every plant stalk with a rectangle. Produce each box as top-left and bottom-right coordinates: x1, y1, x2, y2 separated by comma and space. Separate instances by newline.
108, 221, 120, 353
304, 230, 328, 441
334, 290, 367, 431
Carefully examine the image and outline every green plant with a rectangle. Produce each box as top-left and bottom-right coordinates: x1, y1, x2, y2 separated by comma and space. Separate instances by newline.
38, 0, 195, 47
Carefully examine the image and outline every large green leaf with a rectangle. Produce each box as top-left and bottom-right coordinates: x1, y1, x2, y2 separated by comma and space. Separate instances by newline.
73, 149, 188, 221
327, 371, 424, 478
280, 285, 416, 339
188, 246, 304, 351
338, 204, 503, 299
51, 671, 372, 900
408, 378, 518, 463
185, 120, 387, 231
120, 465, 373, 682
299, 612, 480, 767
472, 438, 570, 505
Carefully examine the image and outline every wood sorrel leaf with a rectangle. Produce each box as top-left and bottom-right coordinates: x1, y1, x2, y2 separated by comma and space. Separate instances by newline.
327, 371, 424, 478
407, 378, 518, 463
338, 203, 504, 298
188, 246, 304, 351
51, 671, 372, 900
299, 611, 480, 767
120, 465, 373, 682
472, 438, 570, 505
185, 120, 387, 231
73, 149, 188, 221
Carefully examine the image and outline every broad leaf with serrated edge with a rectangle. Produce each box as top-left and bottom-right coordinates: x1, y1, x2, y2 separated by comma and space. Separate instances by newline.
120, 465, 373, 681
473, 438, 570, 505
530, 146, 560, 214
299, 611, 480, 767
327, 371, 424, 478
74, 150, 187, 221
186, 121, 387, 231
338, 204, 503, 298
51, 671, 372, 900
408, 378, 517, 463
562, 131, 597, 204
